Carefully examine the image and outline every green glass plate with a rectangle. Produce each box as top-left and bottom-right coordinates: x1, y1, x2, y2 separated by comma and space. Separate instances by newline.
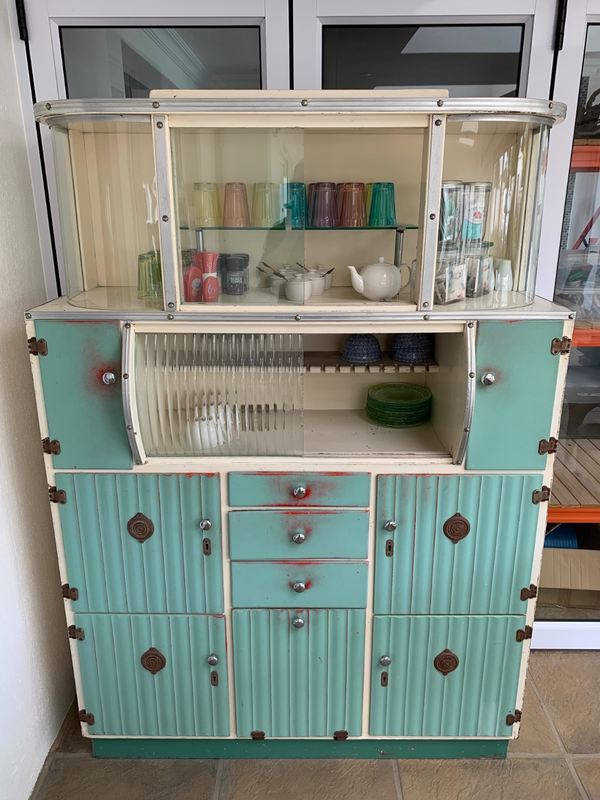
367, 383, 432, 408
366, 410, 430, 428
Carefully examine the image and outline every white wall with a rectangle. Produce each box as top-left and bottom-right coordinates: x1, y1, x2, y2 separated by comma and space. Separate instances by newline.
0, 0, 75, 797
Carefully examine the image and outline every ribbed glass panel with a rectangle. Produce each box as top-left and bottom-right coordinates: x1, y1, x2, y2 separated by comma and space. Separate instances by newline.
75, 613, 230, 736
374, 474, 540, 615
232, 609, 365, 737
57, 473, 223, 614
370, 614, 523, 737
134, 332, 303, 457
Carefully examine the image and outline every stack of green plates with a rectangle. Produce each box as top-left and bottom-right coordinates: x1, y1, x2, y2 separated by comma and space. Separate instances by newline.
366, 383, 432, 428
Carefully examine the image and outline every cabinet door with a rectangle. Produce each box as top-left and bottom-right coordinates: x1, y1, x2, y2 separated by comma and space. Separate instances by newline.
35, 320, 131, 469
232, 609, 365, 737
58, 473, 223, 613
467, 320, 564, 470
370, 615, 523, 737
75, 613, 229, 736
375, 474, 540, 615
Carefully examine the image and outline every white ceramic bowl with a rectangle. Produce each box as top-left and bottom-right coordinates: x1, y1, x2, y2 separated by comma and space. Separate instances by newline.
285, 275, 312, 302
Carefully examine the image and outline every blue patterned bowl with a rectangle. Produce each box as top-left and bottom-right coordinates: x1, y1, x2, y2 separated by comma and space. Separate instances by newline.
390, 333, 435, 364
341, 334, 382, 364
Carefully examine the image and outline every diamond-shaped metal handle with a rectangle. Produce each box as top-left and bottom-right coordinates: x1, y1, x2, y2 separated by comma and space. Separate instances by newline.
380, 655, 392, 666
199, 519, 212, 531
292, 486, 307, 498
293, 582, 306, 593
481, 373, 496, 386
207, 654, 219, 666
384, 520, 397, 532
292, 618, 305, 629
292, 531, 306, 544
102, 371, 116, 385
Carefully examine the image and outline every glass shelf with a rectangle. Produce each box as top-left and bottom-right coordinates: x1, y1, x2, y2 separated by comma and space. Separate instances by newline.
180, 224, 418, 232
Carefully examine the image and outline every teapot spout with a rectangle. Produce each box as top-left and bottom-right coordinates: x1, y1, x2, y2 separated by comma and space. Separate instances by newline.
347, 265, 364, 295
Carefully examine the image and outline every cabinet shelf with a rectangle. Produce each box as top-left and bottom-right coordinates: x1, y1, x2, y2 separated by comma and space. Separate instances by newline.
180, 224, 418, 232
303, 351, 438, 374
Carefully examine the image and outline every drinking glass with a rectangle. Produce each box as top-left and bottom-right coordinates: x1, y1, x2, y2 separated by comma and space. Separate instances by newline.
193, 182, 221, 227
339, 182, 367, 227
223, 182, 250, 227
369, 182, 396, 227
307, 183, 316, 226
288, 182, 307, 229
137, 251, 162, 305
336, 183, 344, 224
251, 182, 283, 228
365, 183, 374, 222
312, 182, 338, 228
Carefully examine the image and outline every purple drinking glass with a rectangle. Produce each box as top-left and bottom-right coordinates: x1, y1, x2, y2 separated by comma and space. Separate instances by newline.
312, 182, 338, 228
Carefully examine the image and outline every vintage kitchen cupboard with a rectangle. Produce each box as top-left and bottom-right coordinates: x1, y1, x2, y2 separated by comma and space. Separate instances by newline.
27, 91, 571, 759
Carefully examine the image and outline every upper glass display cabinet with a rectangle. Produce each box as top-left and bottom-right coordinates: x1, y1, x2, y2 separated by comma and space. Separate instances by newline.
36, 91, 565, 313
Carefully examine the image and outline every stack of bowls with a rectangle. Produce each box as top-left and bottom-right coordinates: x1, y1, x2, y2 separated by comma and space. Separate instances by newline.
390, 333, 435, 364
366, 383, 432, 428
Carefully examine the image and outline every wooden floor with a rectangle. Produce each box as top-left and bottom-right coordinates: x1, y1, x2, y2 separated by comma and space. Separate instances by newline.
549, 438, 600, 521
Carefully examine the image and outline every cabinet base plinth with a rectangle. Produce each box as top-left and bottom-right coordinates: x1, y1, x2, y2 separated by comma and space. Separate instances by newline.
92, 738, 508, 760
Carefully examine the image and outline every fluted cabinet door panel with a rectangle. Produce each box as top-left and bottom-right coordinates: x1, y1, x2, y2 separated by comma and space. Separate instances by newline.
375, 475, 540, 615
370, 615, 523, 737
58, 473, 223, 613
75, 613, 229, 736
232, 609, 365, 737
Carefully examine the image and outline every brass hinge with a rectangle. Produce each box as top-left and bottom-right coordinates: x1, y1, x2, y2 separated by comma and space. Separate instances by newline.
48, 486, 67, 504
68, 625, 85, 641
506, 710, 522, 726
516, 625, 533, 642
28, 337, 48, 356
61, 584, 79, 601
42, 437, 61, 455
78, 709, 95, 726
538, 437, 558, 455
551, 336, 571, 355
333, 730, 348, 741
251, 730, 265, 740
532, 486, 551, 504
520, 584, 538, 601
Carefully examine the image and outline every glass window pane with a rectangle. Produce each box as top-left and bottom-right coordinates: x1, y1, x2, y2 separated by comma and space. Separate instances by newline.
60, 27, 261, 98
322, 25, 523, 97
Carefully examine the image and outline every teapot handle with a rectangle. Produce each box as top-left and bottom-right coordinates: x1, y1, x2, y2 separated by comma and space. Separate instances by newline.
397, 261, 415, 292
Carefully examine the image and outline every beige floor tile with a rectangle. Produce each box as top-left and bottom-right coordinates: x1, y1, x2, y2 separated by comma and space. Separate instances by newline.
37, 757, 218, 800
54, 705, 92, 756
508, 678, 561, 754
529, 650, 600, 753
574, 759, 600, 800
218, 759, 397, 800
398, 757, 581, 800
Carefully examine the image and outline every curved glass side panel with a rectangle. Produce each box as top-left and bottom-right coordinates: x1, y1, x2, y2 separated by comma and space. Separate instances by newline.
435, 119, 550, 310
52, 120, 162, 310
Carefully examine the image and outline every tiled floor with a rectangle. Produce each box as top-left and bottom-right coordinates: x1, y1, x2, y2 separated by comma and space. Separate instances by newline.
31, 651, 600, 800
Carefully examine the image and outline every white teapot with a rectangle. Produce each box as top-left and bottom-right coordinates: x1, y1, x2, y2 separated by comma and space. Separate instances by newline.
347, 257, 412, 301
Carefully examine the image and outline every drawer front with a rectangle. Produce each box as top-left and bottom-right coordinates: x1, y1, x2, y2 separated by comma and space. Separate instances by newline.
232, 608, 365, 737
74, 613, 229, 736
229, 510, 369, 560
228, 472, 370, 507
370, 614, 523, 737
375, 474, 539, 616
231, 562, 368, 608
58, 473, 223, 614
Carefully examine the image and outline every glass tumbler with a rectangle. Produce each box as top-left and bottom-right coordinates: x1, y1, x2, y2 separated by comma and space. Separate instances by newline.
339, 182, 367, 227
312, 182, 338, 228
193, 182, 221, 227
336, 183, 345, 224
223, 182, 250, 227
365, 183, 374, 222
287, 182, 307, 229
307, 183, 316, 226
252, 182, 283, 228
137, 251, 163, 305
369, 182, 396, 227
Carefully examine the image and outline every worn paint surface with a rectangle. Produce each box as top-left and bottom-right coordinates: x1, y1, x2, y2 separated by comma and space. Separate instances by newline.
228, 472, 370, 507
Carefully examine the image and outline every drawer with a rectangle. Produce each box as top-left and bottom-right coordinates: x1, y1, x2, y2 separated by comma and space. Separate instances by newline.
228, 472, 370, 507
229, 510, 369, 560
231, 561, 368, 608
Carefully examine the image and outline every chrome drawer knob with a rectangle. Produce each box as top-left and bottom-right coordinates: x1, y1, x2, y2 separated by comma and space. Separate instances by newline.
380, 655, 392, 667
384, 520, 397, 532
293, 581, 306, 593
292, 486, 307, 498
292, 531, 306, 544
481, 372, 496, 386
292, 618, 305, 629
199, 519, 212, 531
102, 371, 116, 385
207, 654, 219, 666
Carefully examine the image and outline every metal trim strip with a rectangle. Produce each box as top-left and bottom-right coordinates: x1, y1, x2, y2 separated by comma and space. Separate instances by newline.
454, 321, 477, 466
153, 116, 178, 311
121, 322, 145, 466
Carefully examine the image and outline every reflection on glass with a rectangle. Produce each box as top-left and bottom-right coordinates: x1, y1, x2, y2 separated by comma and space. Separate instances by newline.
60, 27, 261, 98
322, 25, 523, 96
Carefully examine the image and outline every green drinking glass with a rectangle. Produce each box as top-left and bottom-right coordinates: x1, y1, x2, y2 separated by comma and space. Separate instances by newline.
369, 182, 397, 227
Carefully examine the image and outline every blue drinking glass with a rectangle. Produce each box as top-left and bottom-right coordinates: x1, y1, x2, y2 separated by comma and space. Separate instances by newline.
369, 182, 397, 227
288, 182, 307, 229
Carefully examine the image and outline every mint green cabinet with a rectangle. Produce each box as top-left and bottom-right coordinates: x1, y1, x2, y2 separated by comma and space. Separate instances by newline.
75, 613, 229, 736
370, 615, 523, 737
375, 474, 540, 615
58, 473, 223, 614
232, 609, 365, 737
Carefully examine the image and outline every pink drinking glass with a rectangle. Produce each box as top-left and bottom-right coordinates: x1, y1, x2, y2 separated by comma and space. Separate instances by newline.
223, 182, 250, 227
336, 183, 344, 224
312, 182, 338, 228
339, 182, 367, 227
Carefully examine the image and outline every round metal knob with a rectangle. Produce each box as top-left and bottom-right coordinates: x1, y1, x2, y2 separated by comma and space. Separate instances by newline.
380, 655, 392, 667
292, 486, 307, 499
102, 371, 116, 385
384, 520, 397, 533
292, 531, 306, 544
207, 654, 218, 666
292, 618, 305, 629
293, 581, 306, 593
481, 373, 496, 386
199, 519, 212, 531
